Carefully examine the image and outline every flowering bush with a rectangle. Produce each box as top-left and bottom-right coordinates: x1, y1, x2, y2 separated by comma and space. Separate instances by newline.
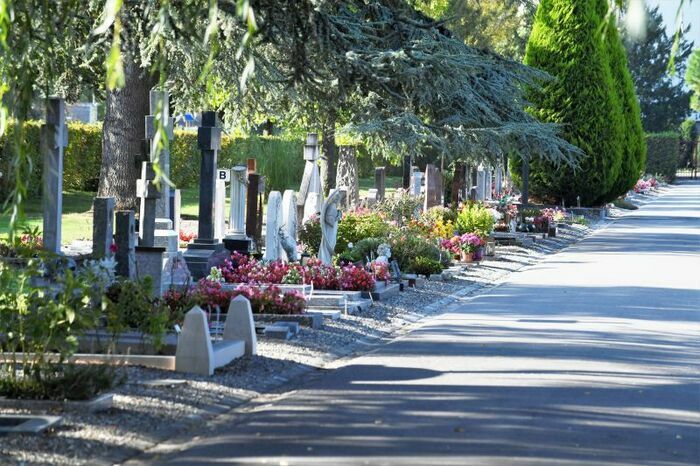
339, 264, 376, 291
634, 179, 651, 193
540, 208, 566, 223
179, 230, 197, 244
371, 261, 391, 282
459, 233, 484, 253
440, 236, 462, 255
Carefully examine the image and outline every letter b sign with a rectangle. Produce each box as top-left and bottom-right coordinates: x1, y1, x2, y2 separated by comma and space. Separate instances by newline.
217, 169, 231, 182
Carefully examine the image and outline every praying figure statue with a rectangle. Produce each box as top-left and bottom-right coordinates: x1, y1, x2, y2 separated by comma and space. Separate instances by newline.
319, 188, 346, 265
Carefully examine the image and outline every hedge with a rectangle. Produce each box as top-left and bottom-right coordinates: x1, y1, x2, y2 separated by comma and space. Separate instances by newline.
645, 132, 679, 182
0, 122, 305, 200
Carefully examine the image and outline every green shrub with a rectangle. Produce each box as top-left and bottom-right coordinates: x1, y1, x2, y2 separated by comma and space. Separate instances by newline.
389, 233, 444, 271
645, 132, 679, 182
347, 237, 384, 263
336, 210, 393, 253
299, 216, 322, 255
454, 203, 494, 237
0, 121, 305, 200
512, 0, 625, 206
409, 257, 443, 276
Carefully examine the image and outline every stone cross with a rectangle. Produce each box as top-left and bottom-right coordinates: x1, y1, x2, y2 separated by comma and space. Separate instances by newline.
335, 146, 359, 209
92, 197, 115, 258
196, 112, 221, 241
115, 210, 136, 279
137, 163, 161, 247
303, 192, 322, 224
264, 191, 282, 261
375, 167, 386, 202
298, 133, 322, 215
41, 98, 68, 254
145, 90, 175, 220
402, 155, 412, 190
228, 166, 247, 235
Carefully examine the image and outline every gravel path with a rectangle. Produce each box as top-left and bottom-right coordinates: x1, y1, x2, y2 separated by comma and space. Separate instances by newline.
1, 192, 662, 466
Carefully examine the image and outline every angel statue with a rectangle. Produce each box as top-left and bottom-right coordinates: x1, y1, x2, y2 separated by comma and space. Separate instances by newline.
319, 188, 346, 264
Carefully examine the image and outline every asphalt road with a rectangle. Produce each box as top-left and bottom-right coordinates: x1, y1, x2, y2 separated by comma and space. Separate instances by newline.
138, 181, 700, 466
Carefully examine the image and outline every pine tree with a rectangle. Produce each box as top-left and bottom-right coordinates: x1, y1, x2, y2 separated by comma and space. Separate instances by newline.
513, 0, 624, 206
606, 14, 646, 197
623, 6, 693, 132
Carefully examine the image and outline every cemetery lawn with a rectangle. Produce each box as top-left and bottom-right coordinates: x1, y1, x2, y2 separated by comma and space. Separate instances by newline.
0, 191, 95, 243
359, 176, 402, 198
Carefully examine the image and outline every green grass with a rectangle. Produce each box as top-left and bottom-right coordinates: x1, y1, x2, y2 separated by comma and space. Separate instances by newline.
1, 176, 401, 245
0, 191, 96, 243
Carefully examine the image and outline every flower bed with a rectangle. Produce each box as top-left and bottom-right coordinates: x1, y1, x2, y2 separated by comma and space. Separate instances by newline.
217, 253, 380, 292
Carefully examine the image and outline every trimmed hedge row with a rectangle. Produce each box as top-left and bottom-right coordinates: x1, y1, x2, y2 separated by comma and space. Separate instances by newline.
0, 122, 305, 199
645, 132, 679, 182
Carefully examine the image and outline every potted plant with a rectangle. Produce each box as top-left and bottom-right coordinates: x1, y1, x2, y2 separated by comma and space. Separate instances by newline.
459, 233, 483, 263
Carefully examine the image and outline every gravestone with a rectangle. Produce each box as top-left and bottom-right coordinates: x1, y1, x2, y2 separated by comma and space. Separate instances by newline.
484, 168, 493, 200
135, 245, 166, 296
246, 172, 265, 247
495, 166, 503, 196
184, 112, 226, 279
374, 167, 386, 202
214, 169, 229, 241
280, 190, 298, 261
402, 155, 412, 189
335, 146, 359, 208
298, 133, 322, 220
263, 191, 282, 261
223, 166, 252, 253
136, 164, 161, 248
172, 189, 181, 236
223, 295, 257, 356
469, 187, 478, 202
144, 90, 178, 252
451, 162, 466, 205
303, 192, 322, 224
424, 164, 441, 210
114, 210, 136, 279
411, 171, 423, 197
319, 188, 346, 264
476, 168, 486, 201
41, 98, 68, 254
365, 189, 379, 207
92, 197, 115, 258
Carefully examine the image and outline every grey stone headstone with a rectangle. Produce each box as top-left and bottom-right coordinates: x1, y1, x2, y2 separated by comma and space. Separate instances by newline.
228, 166, 247, 235
424, 164, 441, 210
137, 168, 161, 248
375, 167, 386, 201
145, 90, 175, 220
223, 295, 257, 356
335, 146, 359, 208
92, 197, 115, 258
264, 191, 282, 261
196, 111, 221, 241
42, 98, 68, 254
115, 211, 136, 279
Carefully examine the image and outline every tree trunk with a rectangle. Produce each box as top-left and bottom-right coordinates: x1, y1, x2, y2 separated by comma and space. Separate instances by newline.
319, 113, 337, 197
98, 58, 153, 210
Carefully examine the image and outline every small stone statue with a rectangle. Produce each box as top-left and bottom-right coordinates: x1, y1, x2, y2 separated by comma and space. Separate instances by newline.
319, 188, 346, 264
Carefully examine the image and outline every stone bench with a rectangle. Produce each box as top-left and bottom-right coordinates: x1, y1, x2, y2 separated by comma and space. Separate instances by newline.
175, 295, 257, 376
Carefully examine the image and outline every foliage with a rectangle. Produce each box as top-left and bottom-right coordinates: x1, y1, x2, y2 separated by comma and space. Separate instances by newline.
0, 363, 121, 401
687, 49, 700, 112
388, 232, 444, 271
622, 5, 693, 132
514, 0, 625, 206
0, 255, 116, 399
409, 256, 443, 277
645, 132, 680, 182
607, 16, 646, 198
336, 209, 392, 254
454, 203, 494, 238
412, 0, 536, 61
298, 216, 322, 256
103, 278, 173, 351
375, 190, 423, 226
347, 237, 385, 263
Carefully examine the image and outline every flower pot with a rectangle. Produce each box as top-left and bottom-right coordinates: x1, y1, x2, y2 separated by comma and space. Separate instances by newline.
460, 251, 474, 263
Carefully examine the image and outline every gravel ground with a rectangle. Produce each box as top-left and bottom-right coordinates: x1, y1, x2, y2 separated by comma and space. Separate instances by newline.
2, 198, 659, 466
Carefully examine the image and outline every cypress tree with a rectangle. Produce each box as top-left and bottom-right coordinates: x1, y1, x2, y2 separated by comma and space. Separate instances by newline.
512, 0, 624, 206
606, 16, 646, 198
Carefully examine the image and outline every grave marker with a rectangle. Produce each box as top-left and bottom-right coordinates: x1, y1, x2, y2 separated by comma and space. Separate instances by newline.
375, 167, 386, 202
335, 146, 359, 208
114, 210, 136, 279
92, 197, 115, 258
42, 98, 68, 254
